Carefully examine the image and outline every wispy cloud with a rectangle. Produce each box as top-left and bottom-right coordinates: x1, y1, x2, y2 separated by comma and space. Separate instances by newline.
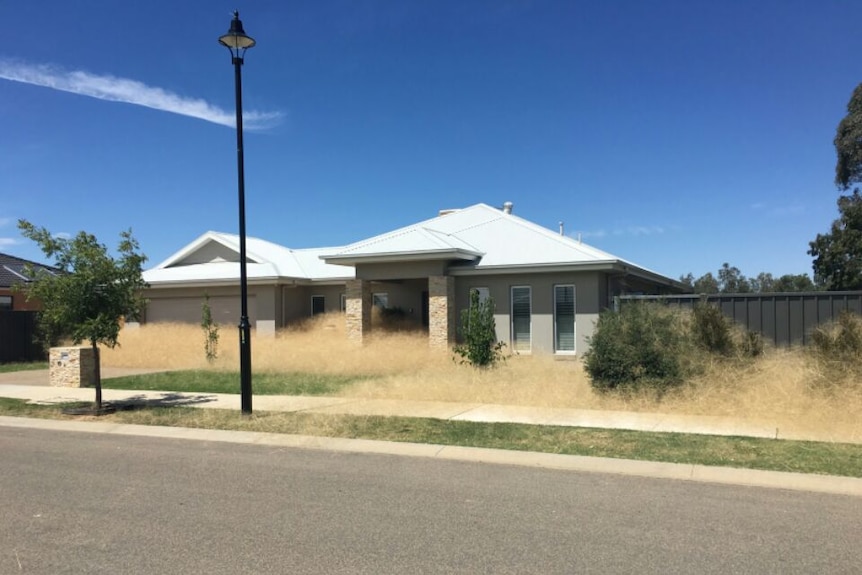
0, 59, 282, 130
751, 201, 805, 217
577, 225, 665, 239
0, 237, 19, 248
578, 229, 607, 239
626, 225, 665, 236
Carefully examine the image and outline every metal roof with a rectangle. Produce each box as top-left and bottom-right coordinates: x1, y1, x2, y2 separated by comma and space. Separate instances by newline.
144, 205, 678, 287
321, 203, 666, 278
143, 232, 353, 286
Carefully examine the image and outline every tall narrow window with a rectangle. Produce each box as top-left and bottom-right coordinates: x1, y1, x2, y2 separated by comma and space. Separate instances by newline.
554, 285, 576, 352
311, 295, 325, 316
340, 293, 346, 312
511, 286, 531, 352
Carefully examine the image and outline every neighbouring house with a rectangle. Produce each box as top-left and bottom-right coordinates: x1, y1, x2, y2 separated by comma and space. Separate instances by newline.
0, 252, 59, 311
141, 202, 683, 355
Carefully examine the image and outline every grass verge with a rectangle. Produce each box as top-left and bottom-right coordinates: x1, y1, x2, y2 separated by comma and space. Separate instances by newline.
2, 397, 860, 478
0, 361, 48, 374
102, 370, 373, 396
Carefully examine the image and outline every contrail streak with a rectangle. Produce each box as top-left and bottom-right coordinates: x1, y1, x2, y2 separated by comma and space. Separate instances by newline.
0, 59, 282, 130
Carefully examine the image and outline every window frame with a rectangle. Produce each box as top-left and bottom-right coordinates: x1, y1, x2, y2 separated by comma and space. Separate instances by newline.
0, 295, 11, 311
553, 284, 576, 354
510, 285, 532, 353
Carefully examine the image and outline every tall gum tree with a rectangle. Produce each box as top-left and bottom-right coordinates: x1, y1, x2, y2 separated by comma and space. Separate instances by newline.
835, 83, 862, 191
808, 83, 862, 289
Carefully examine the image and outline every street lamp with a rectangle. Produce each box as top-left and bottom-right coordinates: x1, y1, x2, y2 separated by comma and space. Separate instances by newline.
219, 10, 255, 414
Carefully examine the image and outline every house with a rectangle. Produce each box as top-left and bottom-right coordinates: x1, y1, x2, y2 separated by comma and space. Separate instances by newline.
0, 252, 59, 311
141, 202, 683, 354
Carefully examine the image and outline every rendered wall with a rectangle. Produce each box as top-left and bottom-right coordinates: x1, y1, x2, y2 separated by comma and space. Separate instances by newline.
454, 271, 604, 355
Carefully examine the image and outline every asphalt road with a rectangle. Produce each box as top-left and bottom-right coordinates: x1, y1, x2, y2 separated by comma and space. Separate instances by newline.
2, 428, 860, 574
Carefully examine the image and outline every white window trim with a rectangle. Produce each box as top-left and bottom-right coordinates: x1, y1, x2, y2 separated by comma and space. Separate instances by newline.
510, 285, 532, 353
554, 284, 576, 354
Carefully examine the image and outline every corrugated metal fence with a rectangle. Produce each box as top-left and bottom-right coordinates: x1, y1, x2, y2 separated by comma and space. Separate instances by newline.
615, 292, 862, 347
0, 311, 45, 363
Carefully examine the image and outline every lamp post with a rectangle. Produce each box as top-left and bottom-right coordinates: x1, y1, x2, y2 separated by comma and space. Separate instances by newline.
219, 11, 255, 414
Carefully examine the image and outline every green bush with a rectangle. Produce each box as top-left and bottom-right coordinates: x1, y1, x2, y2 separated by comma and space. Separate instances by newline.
810, 311, 862, 382
453, 290, 506, 368
584, 303, 699, 393
691, 302, 763, 359
692, 302, 735, 356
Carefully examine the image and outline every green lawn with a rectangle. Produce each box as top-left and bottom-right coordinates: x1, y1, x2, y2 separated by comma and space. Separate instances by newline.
102, 369, 373, 396
0, 361, 48, 374
1, 397, 860, 478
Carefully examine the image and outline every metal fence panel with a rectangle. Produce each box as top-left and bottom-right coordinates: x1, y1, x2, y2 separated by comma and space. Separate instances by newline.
616, 292, 862, 347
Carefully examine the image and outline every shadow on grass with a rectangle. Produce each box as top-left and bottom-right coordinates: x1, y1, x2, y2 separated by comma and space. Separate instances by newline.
109, 392, 220, 411
39, 393, 221, 415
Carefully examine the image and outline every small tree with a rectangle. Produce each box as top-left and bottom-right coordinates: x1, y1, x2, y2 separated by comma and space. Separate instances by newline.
201, 293, 220, 363
18, 221, 148, 412
453, 289, 506, 367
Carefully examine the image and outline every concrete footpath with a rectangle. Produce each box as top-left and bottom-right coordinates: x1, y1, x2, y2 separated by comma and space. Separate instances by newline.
1, 369, 861, 497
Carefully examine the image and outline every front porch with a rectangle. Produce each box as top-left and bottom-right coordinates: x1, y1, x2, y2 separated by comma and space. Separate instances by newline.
345, 276, 456, 348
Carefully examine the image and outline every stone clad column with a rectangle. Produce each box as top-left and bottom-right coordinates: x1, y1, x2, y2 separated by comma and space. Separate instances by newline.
345, 279, 371, 343
428, 275, 456, 349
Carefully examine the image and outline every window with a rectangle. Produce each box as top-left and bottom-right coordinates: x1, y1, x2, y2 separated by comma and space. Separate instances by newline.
470, 287, 490, 305
311, 295, 325, 316
0, 295, 11, 311
554, 285, 576, 352
511, 286, 531, 352
340, 293, 346, 312
372, 293, 388, 309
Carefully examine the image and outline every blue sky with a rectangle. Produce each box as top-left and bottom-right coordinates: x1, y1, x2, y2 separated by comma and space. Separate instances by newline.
2, 0, 860, 281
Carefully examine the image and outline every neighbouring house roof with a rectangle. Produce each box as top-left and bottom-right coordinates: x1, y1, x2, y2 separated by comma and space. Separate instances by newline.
0, 252, 59, 288
143, 231, 353, 287
321, 203, 680, 287
143, 204, 681, 289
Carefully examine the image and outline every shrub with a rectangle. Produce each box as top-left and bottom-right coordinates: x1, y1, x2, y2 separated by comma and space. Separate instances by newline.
201, 294, 219, 363
584, 302, 699, 393
810, 311, 862, 384
692, 301, 763, 359
692, 302, 735, 356
453, 290, 506, 368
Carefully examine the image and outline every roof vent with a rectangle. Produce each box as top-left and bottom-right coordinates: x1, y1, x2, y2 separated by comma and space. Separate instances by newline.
438, 209, 459, 217
502, 201, 513, 214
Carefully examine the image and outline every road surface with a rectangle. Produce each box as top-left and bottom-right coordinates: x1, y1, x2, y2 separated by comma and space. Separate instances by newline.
2, 427, 860, 574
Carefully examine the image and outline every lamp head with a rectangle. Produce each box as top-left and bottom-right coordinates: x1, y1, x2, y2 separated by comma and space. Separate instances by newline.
219, 10, 255, 59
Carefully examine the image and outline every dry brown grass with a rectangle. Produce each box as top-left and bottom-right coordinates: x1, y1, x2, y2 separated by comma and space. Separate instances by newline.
100, 314, 862, 440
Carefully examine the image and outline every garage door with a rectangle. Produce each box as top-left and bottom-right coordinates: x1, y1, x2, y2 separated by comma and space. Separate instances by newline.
146, 296, 257, 327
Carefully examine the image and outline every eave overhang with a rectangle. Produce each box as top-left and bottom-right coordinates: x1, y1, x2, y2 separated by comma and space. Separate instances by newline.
321, 248, 482, 267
